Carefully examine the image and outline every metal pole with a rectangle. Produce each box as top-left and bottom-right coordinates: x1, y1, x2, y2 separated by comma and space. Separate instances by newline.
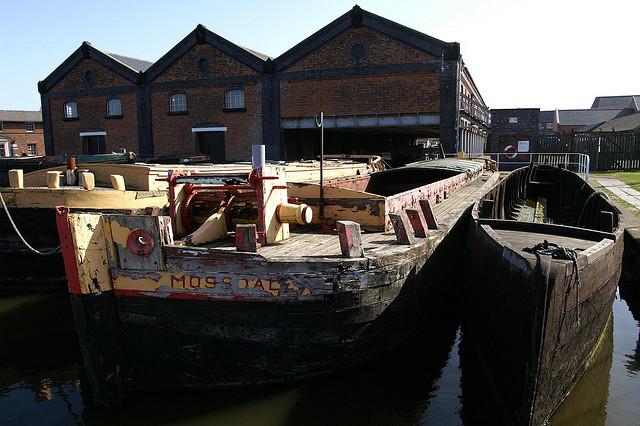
315, 112, 325, 219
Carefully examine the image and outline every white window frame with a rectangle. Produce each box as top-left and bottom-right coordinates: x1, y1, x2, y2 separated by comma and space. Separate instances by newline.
27, 143, 37, 156
106, 98, 122, 117
25, 122, 35, 132
0, 141, 8, 157
224, 89, 245, 110
64, 101, 78, 119
169, 93, 187, 113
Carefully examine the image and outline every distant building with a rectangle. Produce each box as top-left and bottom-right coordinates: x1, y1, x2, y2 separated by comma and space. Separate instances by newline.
0, 110, 44, 157
592, 111, 640, 132
591, 95, 640, 110
488, 108, 539, 153
538, 95, 640, 134
38, 6, 489, 163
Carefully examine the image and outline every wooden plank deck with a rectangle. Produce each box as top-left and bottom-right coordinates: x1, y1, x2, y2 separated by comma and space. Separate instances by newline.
192, 170, 498, 261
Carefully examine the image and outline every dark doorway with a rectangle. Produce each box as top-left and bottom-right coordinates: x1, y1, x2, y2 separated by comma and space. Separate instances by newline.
197, 132, 225, 162
82, 135, 106, 155
283, 127, 437, 166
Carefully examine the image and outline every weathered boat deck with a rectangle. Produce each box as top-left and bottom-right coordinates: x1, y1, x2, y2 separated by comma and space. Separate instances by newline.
183, 170, 498, 260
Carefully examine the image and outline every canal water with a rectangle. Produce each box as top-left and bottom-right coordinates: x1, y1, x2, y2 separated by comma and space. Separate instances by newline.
0, 285, 638, 425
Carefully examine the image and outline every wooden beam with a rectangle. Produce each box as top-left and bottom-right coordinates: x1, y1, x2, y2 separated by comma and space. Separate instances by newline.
389, 211, 416, 245
110, 174, 126, 191
405, 208, 428, 237
47, 171, 60, 189
81, 172, 95, 190
336, 220, 364, 257
419, 199, 439, 230
8, 169, 23, 189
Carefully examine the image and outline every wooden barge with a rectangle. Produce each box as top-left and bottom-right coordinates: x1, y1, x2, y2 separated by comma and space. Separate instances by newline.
463, 165, 623, 425
55, 158, 497, 406
0, 158, 381, 290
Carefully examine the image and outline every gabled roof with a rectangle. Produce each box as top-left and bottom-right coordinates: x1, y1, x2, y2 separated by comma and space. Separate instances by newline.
274, 5, 459, 72
591, 95, 640, 111
594, 111, 640, 132
39, 42, 144, 93
0, 110, 42, 122
539, 110, 555, 123
106, 52, 154, 72
145, 24, 268, 81
557, 108, 629, 126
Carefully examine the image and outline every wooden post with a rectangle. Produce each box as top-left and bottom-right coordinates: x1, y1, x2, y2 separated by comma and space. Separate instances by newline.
600, 211, 614, 233
8, 169, 23, 189
419, 199, 439, 230
46, 171, 61, 189
405, 208, 428, 237
110, 174, 126, 191
236, 224, 258, 252
389, 211, 416, 245
336, 220, 364, 258
81, 172, 95, 190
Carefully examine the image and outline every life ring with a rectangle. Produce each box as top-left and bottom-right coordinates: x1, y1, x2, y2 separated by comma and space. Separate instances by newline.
503, 145, 517, 159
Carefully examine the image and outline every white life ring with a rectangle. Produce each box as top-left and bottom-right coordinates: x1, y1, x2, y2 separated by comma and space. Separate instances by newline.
503, 145, 517, 159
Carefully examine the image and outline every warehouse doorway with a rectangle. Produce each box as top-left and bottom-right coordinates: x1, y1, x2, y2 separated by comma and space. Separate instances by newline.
193, 123, 226, 162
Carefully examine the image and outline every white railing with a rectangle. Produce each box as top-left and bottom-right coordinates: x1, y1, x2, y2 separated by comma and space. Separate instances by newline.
449, 152, 591, 182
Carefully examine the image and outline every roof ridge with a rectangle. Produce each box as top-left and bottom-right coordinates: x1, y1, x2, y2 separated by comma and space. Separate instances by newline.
105, 51, 154, 64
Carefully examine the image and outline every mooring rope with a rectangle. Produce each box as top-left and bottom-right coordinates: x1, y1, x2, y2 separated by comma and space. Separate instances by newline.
0, 190, 61, 256
524, 240, 581, 325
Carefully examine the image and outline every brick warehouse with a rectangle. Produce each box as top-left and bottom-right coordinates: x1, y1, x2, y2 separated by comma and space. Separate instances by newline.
0, 110, 45, 157
38, 6, 489, 163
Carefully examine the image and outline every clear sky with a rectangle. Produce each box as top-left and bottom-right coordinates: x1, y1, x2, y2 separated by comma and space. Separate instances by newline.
1, 0, 638, 112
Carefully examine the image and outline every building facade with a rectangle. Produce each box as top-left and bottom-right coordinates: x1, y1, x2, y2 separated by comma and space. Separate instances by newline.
39, 6, 489, 163
0, 110, 45, 157
488, 108, 540, 155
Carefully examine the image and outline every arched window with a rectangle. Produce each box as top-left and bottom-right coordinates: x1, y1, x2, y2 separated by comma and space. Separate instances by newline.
198, 58, 209, 76
84, 70, 94, 87
224, 89, 245, 110
169, 93, 187, 113
64, 101, 78, 119
106, 98, 122, 117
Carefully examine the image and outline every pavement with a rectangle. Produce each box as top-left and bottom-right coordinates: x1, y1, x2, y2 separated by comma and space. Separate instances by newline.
596, 178, 640, 212
593, 178, 640, 261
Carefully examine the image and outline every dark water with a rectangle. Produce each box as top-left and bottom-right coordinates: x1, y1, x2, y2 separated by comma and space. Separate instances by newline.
0, 287, 638, 425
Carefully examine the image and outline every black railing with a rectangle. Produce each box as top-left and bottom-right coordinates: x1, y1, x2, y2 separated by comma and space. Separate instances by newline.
460, 94, 490, 125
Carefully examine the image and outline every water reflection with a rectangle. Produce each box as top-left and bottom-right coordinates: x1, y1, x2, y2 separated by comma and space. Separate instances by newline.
549, 317, 613, 425
0, 289, 638, 425
0, 293, 82, 424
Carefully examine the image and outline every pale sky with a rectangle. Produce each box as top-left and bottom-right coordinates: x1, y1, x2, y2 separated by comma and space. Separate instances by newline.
1, 0, 638, 111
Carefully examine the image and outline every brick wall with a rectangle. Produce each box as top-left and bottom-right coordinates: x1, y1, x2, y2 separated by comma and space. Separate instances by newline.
49, 92, 139, 155
0, 121, 45, 156
154, 44, 256, 83
51, 58, 131, 91
280, 27, 440, 118
489, 109, 540, 152
288, 27, 435, 72
149, 82, 262, 160
280, 71, 440, 117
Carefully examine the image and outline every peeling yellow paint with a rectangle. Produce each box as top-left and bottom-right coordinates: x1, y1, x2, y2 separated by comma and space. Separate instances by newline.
114, 275, 161, 291
109, 219, 134, 248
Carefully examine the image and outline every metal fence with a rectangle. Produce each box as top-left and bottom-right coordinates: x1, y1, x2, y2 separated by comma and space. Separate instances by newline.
534, 132, 640, 172
453, 152, 590, 182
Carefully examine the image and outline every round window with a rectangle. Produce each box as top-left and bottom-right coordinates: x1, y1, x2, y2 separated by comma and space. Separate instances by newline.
350, 43, 366, 60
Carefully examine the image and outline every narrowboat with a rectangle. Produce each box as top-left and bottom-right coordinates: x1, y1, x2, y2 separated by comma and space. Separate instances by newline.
463, 165, 624, 425
55, 154, 498, 406
0, 157, 382, 290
